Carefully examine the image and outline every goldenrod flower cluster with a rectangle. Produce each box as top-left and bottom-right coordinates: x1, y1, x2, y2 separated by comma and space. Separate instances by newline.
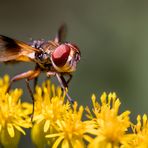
0, 75, 148, 148
0, 75, 32, 147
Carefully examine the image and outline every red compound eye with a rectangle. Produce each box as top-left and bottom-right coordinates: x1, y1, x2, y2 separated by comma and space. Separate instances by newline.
52, 44, 70, 67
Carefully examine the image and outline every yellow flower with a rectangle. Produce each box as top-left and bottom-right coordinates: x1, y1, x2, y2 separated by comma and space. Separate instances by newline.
0, 74, 9, 93
46, 102, 95, 148
33, 80, 70, 122
121, 114, 148, 148
86, 92, 131, 148
0, 75, 32, 147
31, 80, 71, 147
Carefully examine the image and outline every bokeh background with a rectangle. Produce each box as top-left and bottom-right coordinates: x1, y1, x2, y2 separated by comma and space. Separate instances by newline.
0, 0, 148, 147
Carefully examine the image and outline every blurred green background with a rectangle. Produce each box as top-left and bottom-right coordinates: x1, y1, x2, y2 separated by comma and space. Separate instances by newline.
0, 0, 148, 147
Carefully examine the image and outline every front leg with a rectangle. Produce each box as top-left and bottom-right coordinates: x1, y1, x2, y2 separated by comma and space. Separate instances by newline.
56, 73, 73, 103
46, 71, 74, 103
60, 74, 72, 88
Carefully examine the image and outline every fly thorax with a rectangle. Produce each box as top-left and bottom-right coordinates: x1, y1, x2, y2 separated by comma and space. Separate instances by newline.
35, 51, 51, 68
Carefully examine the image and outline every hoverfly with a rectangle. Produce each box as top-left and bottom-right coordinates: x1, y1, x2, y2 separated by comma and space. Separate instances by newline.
0, 25, 81, 114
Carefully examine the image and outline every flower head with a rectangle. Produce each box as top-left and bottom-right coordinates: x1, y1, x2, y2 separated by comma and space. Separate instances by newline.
31, 80, 71, 147
86, 92, 131, 148
0, 75, 32, 147
121, 114, 148, 148
31, 80, 95, 148
46, 102, 95, 148
33, 80, 70, 123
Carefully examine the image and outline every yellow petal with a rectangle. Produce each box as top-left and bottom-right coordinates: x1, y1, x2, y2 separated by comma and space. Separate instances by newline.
13, 124, 26, 135
72, 139, 84, 148
62, 139, 69, 148
101, 92, 107, 104
83, 135, 93, 143
52, 136, 64, 148
46, 132, 64, 138
52, 85, 56, 97
44, 120, 50, 132
7, 124, 15, 137
0, 124, 2, 132
91, 94, 96, 102
4, 74, 9, 83
143, 114, 147, 127
33, 115, 44, 124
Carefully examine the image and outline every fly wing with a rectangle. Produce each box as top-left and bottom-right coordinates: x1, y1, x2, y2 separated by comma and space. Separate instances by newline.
0, 35, 40, 62
54, 24, 67, 43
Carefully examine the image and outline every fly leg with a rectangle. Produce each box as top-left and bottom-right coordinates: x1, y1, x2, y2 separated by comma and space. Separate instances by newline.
66, 74, 72, 85
6, 68, 41, 120
7, 69, 41, 92
46, 71, 74, 103
61, 74, 72, 87
60, 74, 72, 99
25, 79, 34, 120
33, 64, 40, 92
57, 74, 74, 103
34, 77, 38, 92
25, 69, 41, 120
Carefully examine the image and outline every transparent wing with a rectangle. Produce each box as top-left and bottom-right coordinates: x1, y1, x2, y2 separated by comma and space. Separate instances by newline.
0, 35, 40, 62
